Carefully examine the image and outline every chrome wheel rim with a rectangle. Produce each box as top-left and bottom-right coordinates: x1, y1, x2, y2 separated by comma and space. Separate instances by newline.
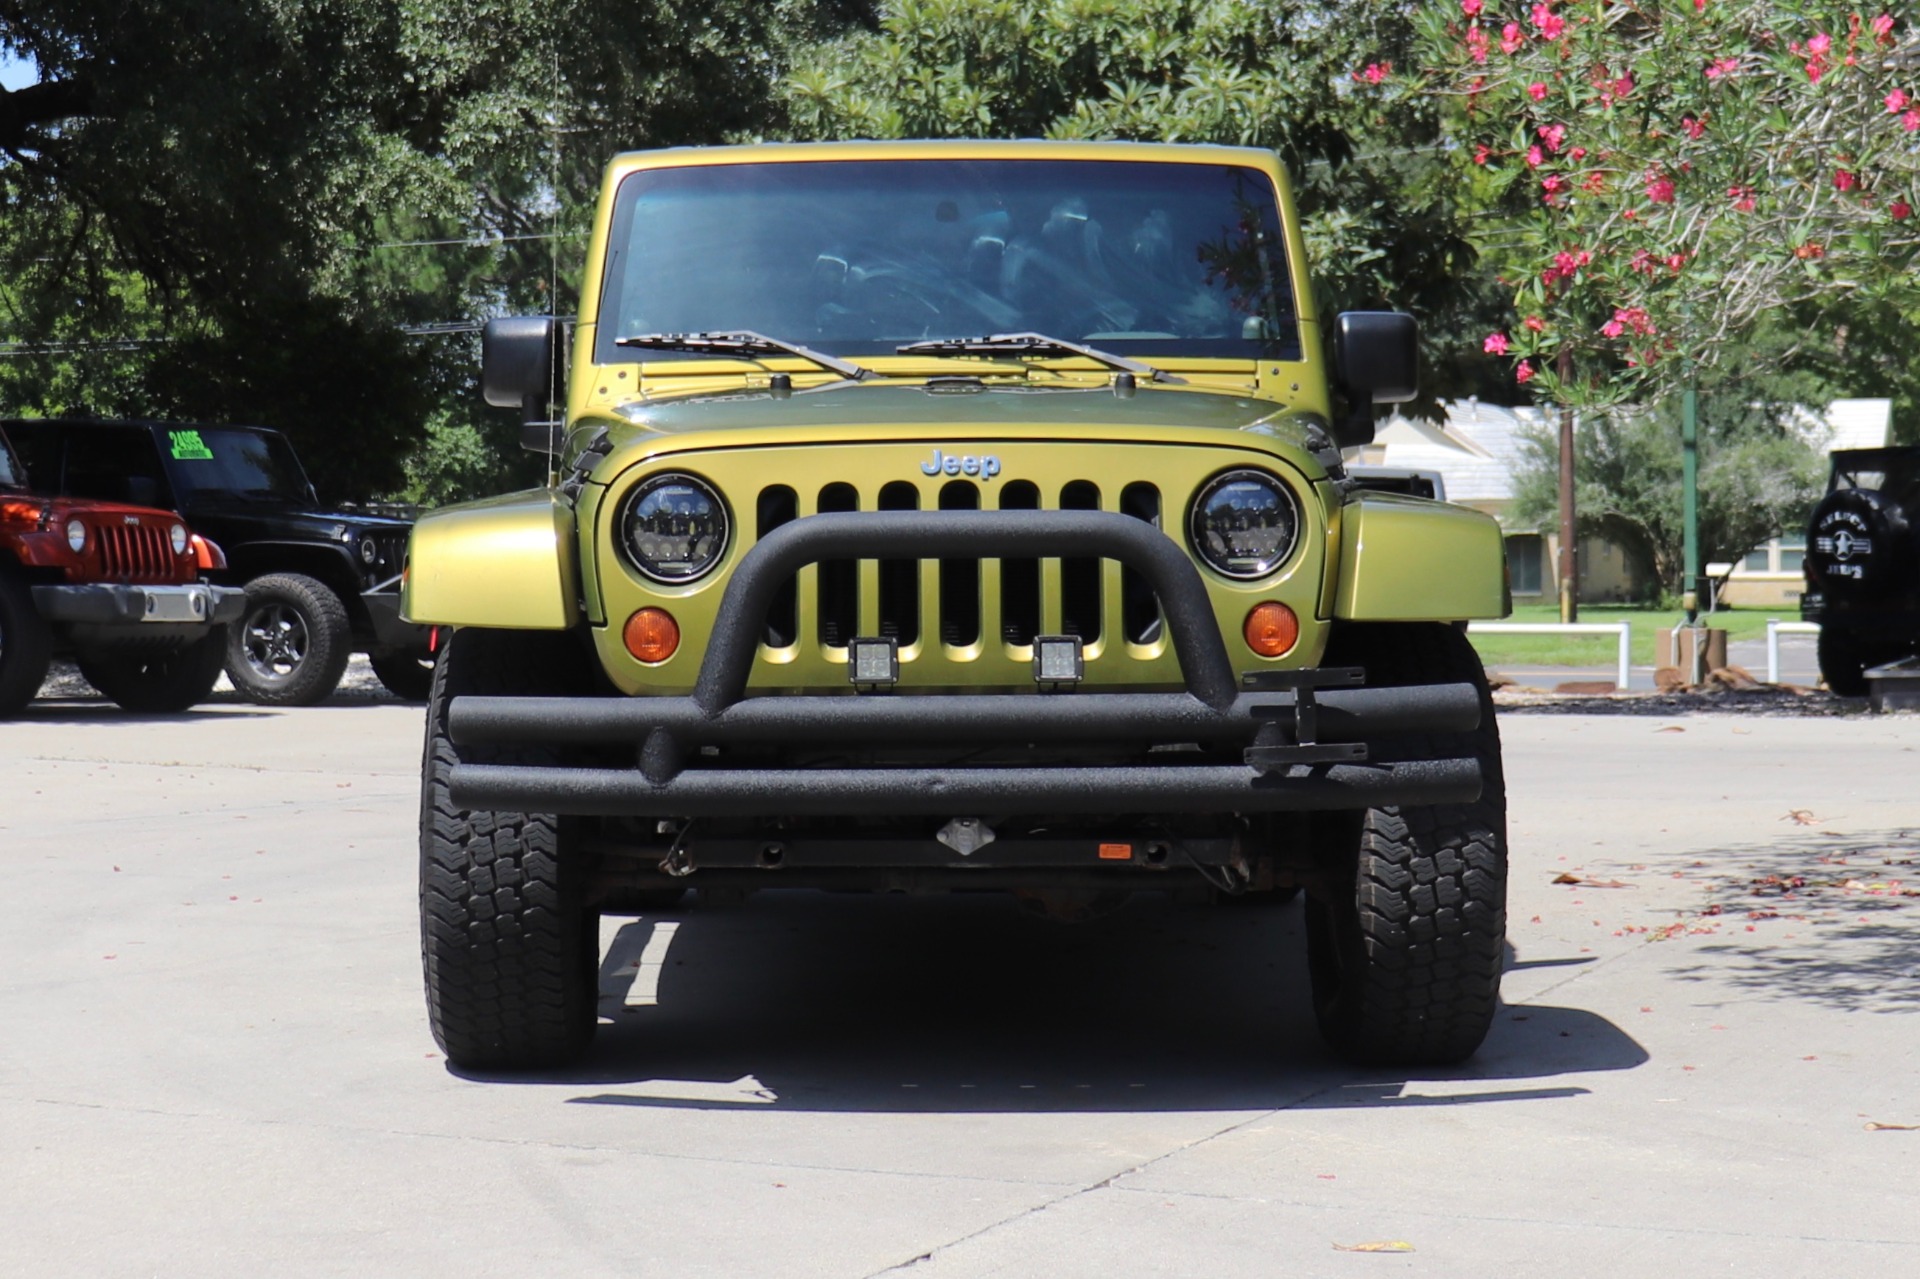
241, 603, 308, 680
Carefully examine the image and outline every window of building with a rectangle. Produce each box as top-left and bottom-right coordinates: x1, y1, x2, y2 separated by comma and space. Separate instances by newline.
1779, 540, 1805, 573
1507, 534, 1543, 594
1743, 546, 1771, 572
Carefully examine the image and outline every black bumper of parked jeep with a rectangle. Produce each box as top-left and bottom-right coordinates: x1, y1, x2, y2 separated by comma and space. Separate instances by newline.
445, 510, 1485, 818
33, 582, 246, 629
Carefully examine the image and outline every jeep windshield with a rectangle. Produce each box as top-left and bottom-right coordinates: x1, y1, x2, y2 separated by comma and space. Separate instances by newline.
594, 158, 1300, 370
163, 427, 317, 507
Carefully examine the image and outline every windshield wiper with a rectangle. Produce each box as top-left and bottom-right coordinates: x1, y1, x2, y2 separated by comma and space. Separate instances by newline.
894, 332, 1183, 384
616, 330, 872, 382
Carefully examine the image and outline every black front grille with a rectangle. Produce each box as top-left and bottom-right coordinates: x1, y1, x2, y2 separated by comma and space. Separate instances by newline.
758, 481, 1165, 654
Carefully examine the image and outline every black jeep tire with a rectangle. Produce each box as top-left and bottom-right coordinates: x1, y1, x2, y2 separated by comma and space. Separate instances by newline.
370, 650, 435, 702
1817, 625, 1897, 698
1303, 622, 1507, 1066
420, 628, 599, 1070
77, 626, 229, 713
227, 572, 353, 706
0, 574, 54, 717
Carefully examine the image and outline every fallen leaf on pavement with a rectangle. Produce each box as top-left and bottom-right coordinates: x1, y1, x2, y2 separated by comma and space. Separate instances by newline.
1656, 726, 1685, 733
1334, 1242, 1415, 1253
1553, 872, 1581, 884
1866, 1122, 1919, 1131
1783, 809, 1818, 825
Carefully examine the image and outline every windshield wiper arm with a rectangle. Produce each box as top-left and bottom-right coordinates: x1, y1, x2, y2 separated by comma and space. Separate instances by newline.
894, 332, 1182, 383
616, 330, 871, 382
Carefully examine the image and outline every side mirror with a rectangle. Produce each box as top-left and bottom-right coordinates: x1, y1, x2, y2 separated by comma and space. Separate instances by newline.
482, 317, 566, 451
1329, 311, 1419, 449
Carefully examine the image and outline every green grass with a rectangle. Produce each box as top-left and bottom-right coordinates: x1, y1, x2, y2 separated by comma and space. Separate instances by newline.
1466, 604, 1797, 667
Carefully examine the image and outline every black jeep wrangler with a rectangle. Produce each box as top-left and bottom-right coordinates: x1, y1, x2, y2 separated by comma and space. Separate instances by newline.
3, 418, 432, 704
1802, 445, 1920, 695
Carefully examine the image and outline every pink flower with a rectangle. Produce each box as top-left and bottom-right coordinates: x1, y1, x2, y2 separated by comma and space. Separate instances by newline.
1542, 173, 1568, 198
1528, 81, 1549, 101
1484, 333, 1511, 356
1807, 60, 1826, 84
1873, 13, 1896, 42
1706, 57, 1741, 80
1523, 315, 1546, 332
1515, 360, 1536, 384
1681, 116, 1706, 139
1729, 185, 1756, 212
1666, 253, 1686, 271
1570, 146, 1587, 161
1531, 3, 1566, 40
1473, 143, 1492, 165
1835, 169, 1857, 192
1889, 90, 1911, 112
1463, 0, 1483, 14
1581, 170, 1607, 194
1891, 200, 1912, 220
1525, 145, 1545, 168
1694, 0, 1706, 10
1645, 172, 1676, 204
1466, 26, 1490, 62
1906, 109, 1920, 132
1601, 317, 1625, 338
1808, 32, 1832, 56
1539, 123, 1567, 153
1501, 22, 1525, 53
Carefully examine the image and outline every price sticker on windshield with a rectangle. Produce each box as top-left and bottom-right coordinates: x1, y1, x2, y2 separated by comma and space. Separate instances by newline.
168, 429, 214, 461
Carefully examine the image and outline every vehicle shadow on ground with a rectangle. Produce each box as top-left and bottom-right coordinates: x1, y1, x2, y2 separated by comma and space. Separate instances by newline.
18, 697, 277, 724
453, 889, 1647, 1112
1658, 826, 1920, 1014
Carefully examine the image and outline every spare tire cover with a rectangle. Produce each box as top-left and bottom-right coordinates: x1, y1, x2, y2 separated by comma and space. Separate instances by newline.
1806, 488, 1912, 597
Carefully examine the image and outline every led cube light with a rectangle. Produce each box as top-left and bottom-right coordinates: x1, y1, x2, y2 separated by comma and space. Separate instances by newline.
849, 636, 899, 687
1032, 634, 1084, 685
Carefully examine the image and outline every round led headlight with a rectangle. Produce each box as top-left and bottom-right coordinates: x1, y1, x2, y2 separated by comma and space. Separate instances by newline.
65, 518, 88, 554
359, 536, 378, 564
170, 523, 190, 555
1188, 469, 1300, 580
619, 473, 729, 584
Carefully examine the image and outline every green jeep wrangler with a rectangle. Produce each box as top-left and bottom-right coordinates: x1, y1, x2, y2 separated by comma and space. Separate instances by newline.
405, 141, 1511, 1071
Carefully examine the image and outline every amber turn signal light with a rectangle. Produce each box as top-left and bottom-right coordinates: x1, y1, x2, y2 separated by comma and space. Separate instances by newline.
623, 608, 680, 663
1243, 601, 1298, 658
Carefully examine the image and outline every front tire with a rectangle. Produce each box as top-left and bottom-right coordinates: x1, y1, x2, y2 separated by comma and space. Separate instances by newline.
420, 628, 599, 1070
227, 572, 352, 706
1816, 625, 1889, 698
77, 627, 229, 713
370, 650, 435, 702
1304, 623, 1507, 1066
0, 575, 53, 717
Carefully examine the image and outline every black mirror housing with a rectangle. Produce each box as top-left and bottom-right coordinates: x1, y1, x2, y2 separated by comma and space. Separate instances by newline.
482, 316, 562, 412
1330, 311, 1419, 449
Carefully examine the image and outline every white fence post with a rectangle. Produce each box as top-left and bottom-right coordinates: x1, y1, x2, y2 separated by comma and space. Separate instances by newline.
1765, 619, 1821, 685
1466, 622, 1634, 691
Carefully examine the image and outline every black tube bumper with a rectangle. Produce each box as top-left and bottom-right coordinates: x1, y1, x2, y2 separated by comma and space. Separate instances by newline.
444, 509, 1486, 819
361, 589, 432, 655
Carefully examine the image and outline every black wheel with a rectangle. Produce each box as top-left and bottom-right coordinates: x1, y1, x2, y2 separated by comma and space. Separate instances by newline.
370, 650, 435, 702
77, 627, 229, 713
1303, 622, 1507, 1066
420, 628, 599, 1070
226, 572, 353, 706
0, 574, 53, 717
1817, 625, 1891, 698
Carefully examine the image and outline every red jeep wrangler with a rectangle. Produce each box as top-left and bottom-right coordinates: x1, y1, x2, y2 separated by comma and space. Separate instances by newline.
0, 423, 244, 715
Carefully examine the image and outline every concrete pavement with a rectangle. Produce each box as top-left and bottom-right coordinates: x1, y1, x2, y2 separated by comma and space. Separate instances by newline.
2, 681, 1916, 1276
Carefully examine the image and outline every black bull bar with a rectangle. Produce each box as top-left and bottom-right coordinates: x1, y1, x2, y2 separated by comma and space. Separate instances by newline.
447, 510, 1484, 817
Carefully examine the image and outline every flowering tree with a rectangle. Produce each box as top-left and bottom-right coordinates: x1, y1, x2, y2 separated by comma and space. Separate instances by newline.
1410, 0, 1920, 406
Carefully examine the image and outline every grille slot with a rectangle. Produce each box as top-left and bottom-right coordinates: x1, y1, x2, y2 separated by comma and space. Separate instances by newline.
937, 481, 980, 647
1120, 482, 1164, 645
816, 483, 858, 648
998, 481, 1041, 645
1059, 481, 1102, 643
759, 486, 798, 647
876, 482, 920, 645
98, 521, 173, 581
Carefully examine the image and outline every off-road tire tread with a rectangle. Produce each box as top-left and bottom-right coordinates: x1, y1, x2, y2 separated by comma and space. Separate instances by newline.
1307, 623, 1507, 1066
370, 650, 435, 702
420, 628, 597, 1070
227, 572, 352, 706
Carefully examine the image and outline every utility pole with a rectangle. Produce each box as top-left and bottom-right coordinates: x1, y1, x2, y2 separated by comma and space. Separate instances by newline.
1681, 383, 1706, 683
1557, 349, 1578, 623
